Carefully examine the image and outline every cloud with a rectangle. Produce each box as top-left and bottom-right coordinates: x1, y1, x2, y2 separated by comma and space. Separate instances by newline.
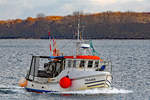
90, 0, 117, 5
0, 0, 150, 20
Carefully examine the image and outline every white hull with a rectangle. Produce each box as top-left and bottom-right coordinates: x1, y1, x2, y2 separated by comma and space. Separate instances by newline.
25, 69, 112, 92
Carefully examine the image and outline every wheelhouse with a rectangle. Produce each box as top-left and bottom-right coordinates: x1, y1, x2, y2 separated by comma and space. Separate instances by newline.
26, 56, 65, 81
25, 55, 112, 82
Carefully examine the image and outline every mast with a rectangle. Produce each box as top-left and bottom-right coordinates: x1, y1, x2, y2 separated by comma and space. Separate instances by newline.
75, 11, 90, 56
76, 13, 81, 55
77, 17, 80, 41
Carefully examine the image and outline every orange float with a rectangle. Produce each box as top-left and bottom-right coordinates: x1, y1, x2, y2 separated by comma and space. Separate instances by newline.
18, 78, 28, 87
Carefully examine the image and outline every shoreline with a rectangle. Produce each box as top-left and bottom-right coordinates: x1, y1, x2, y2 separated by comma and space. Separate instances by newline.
0, 38, 150, 40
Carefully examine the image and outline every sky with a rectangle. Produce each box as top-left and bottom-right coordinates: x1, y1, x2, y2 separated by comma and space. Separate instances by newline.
0, 0, 149, 20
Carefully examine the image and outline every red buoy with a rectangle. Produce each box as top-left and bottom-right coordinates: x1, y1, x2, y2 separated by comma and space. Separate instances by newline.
59, 76, 72, 88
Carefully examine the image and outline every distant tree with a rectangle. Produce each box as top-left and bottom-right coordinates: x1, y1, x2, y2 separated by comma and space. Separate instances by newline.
37, 13, 45, 20
0, 12, 150, 39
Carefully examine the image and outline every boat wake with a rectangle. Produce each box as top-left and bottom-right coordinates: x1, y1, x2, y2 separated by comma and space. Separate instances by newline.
0, 85, 132, 96
0, 85, 25, 94
55, 87, 133, 95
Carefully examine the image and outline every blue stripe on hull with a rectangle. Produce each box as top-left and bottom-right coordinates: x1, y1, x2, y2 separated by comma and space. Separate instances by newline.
87, 83, 105, 87
85, 80, 105, 84
25, 88, 58, 93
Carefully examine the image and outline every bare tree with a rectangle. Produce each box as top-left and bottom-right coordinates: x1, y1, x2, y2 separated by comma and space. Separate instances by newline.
37, 13, 45, 19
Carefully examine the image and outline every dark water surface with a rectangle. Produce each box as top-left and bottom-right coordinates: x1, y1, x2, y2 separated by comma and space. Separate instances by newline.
0, 39, 149, 100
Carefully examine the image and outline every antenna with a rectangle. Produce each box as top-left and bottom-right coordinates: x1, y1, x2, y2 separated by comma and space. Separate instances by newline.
77, 13, 80, 41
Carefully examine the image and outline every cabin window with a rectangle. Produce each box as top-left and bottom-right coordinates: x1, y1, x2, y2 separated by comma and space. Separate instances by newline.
94, 61, 99, 68
63, 61, 65, 69
88, 61, 93, 68
73, 60, 76, 68
68, 60, 72, 68
80, 60, 85, 68
55, 62, 61, 72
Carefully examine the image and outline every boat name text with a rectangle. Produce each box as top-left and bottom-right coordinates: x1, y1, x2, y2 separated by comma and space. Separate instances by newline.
85, 78, 96, 82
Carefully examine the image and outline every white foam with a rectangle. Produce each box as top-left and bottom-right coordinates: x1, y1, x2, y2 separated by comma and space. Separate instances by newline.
0, 85, 133, 95
55, 88, 133, 95
0, 85, 22, 89
0, 85, 26, 94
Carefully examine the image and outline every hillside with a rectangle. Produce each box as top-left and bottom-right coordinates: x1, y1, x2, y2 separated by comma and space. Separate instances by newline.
0, 11, 150, 39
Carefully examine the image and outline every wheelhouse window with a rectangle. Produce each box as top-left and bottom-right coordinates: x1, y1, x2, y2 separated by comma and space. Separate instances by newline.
88, 61, 93, 68
26, 56, 65, 80
68, 60, 72, 68
79, 60, 85, 68
73, 60, 76, 68
94, 60, 99, 68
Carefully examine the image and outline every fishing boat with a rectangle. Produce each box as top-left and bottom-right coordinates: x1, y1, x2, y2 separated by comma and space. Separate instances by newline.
19, 19, 113, 93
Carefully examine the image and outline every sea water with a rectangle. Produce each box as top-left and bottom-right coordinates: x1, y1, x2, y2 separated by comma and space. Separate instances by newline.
0, 39, 149, 100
